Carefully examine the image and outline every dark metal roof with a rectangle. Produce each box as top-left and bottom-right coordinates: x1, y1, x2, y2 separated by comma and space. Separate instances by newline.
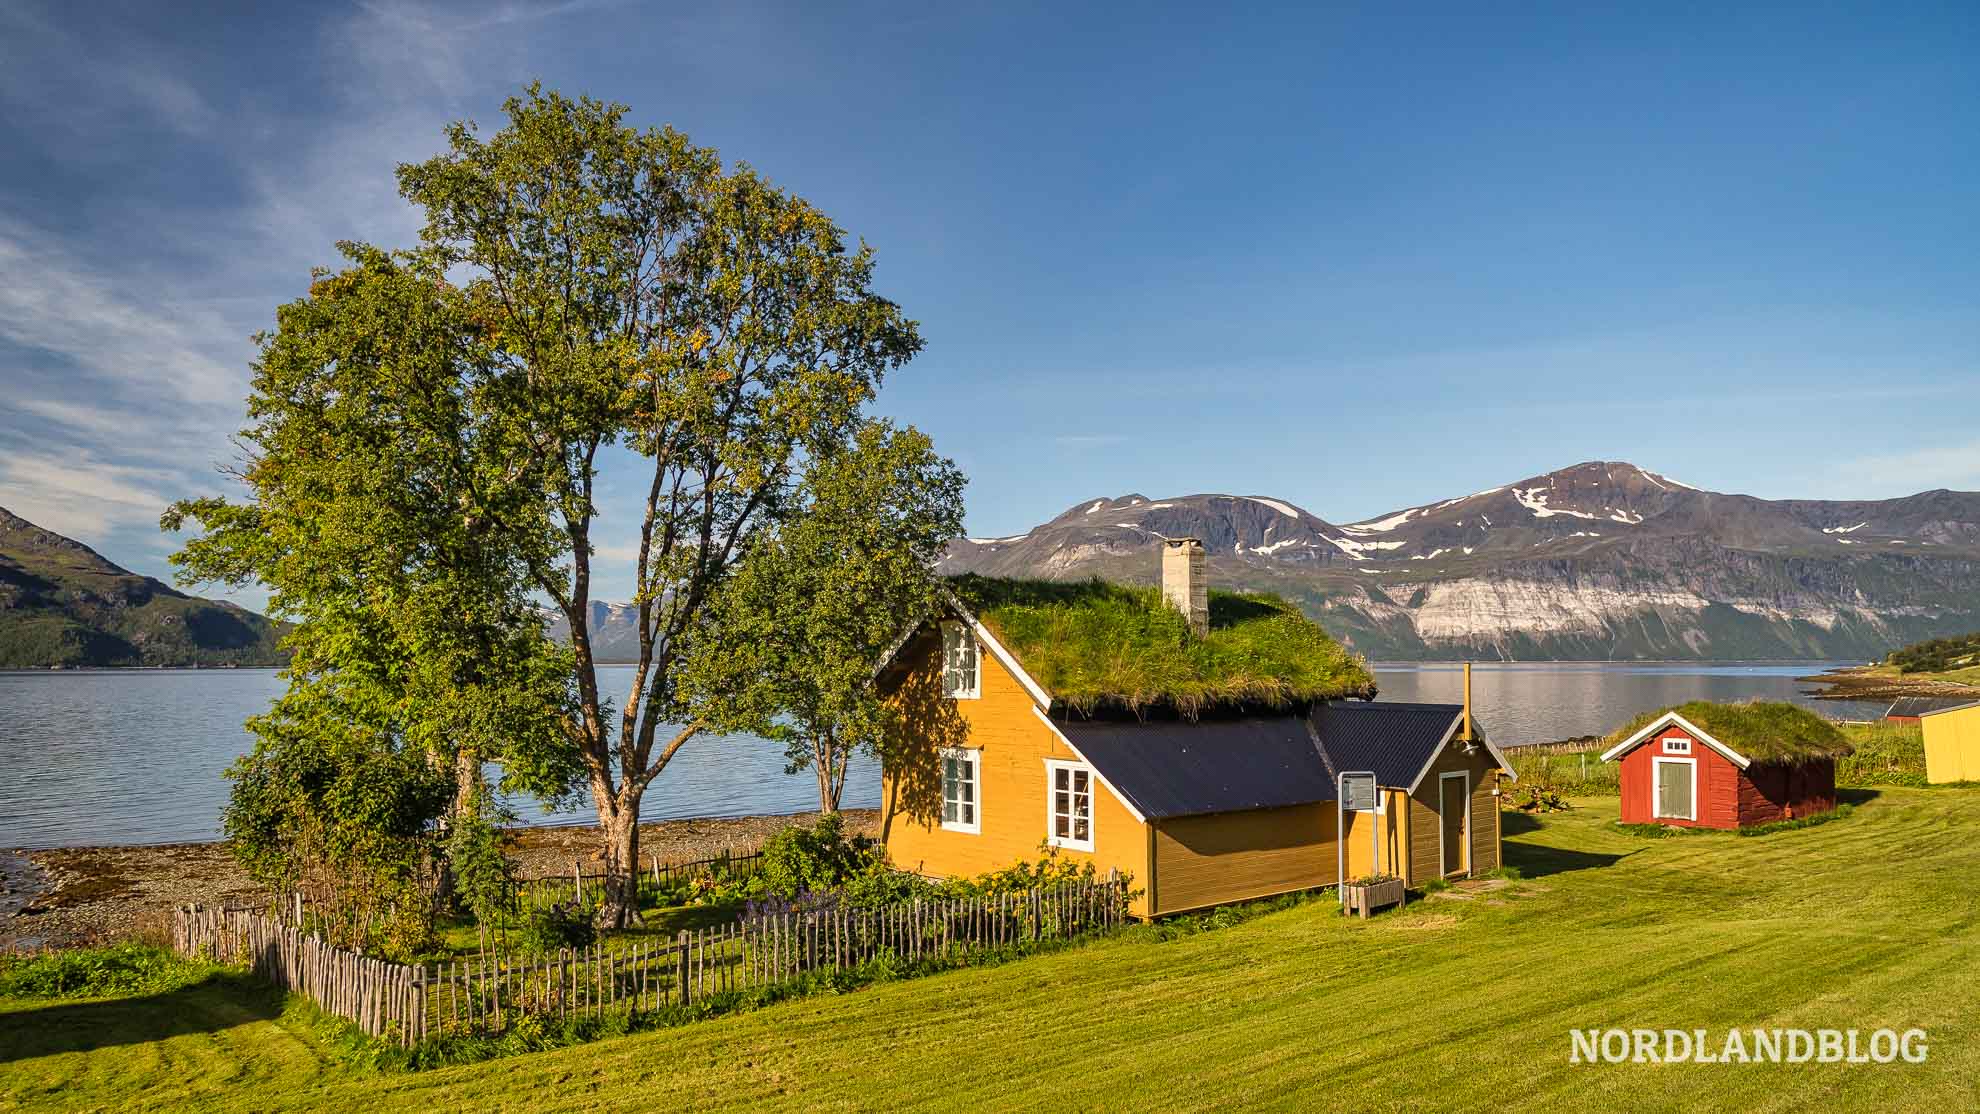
1055, 715, 1335, 819
1309, 701, 1465, 790
1888, 696, 1974, 718
1054, 701, 1480, 821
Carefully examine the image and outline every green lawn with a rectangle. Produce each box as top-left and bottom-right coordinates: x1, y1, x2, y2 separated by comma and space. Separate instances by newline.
7, 790, 1979, 1111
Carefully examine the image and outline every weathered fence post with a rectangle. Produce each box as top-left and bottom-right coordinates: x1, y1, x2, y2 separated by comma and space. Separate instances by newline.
676, 929, 691, 1005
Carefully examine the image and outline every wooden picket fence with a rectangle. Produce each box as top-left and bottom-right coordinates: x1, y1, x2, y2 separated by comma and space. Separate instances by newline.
175, 904, 427, 1046
176, 876, 1130, 1047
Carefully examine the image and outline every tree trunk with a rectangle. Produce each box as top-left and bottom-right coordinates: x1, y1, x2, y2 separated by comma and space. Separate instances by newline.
594, 796, 643, 930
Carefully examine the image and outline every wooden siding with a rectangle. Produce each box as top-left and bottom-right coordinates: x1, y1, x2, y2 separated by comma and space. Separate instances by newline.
1736, 760, 1838, 825
1150, 804, 1334, 915
1923, 705, 1980, 784
880, 633, 1151, 915
1407, 739, 1506, 883
1616, 727, 1739, 830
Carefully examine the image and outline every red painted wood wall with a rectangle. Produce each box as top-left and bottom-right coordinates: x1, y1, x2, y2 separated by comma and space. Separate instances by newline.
1618, 725, 1842, 828
1617, 726, 1739, 830
1737, 759, 1838, 825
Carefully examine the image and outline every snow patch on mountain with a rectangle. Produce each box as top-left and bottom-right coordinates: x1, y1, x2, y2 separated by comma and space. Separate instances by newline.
1247, 496, 1302, 519
1512, 487, 1597, 520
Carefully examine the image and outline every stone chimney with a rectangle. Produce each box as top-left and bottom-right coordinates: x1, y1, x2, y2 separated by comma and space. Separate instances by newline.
1161, 537, 1208, 637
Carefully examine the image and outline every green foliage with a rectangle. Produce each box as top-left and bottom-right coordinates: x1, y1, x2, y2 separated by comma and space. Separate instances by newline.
1505, 747, 1617, 795
445, 791, 517, 930
515, 902, 597, 954
1837, 722, 1929, 787
0, 508, 288, 668
756, 813, 881, 899
684, 422, 966, 812
1603, 701, 1853, 766
223, 714, 453, 957
949, 576, 1375, 716
1417, 877, 1452, 893
1886, 632, 1980, 674
0, 944, 211, 999
165, 82, 936, 928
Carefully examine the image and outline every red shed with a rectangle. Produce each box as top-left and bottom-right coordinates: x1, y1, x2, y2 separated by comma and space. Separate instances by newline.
1600, 702, 1853, 830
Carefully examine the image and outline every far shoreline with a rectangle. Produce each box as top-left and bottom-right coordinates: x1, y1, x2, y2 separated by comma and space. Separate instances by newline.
1, 808, 879, 953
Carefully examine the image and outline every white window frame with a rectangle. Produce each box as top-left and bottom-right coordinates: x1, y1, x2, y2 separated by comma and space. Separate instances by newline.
940, 621, 981, 700
1653, 756, 1697, 821
1438, 770, 1470, 876
939, 747, 982, 834
1662, 736, 1692, 755
1044, 758, 1095, 852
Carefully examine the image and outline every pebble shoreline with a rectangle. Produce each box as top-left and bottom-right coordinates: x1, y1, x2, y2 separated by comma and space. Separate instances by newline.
1, 809, 878, 953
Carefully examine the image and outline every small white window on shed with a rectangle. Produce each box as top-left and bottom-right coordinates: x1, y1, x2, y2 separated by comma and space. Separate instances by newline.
941, 621, 981, 699
1663, 737, 1691, 754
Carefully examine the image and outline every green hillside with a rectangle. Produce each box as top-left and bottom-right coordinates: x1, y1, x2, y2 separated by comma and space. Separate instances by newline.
0, 507, 286, 668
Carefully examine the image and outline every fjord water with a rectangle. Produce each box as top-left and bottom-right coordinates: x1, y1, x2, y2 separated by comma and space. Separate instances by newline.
0, 662, 1882, 848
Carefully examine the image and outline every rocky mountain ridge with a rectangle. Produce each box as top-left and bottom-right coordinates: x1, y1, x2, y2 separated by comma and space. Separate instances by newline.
937, 462, 1980, 661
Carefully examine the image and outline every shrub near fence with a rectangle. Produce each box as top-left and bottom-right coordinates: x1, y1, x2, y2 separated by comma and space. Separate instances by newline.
176, 876, 1131, 1048
515, 848, 765, 915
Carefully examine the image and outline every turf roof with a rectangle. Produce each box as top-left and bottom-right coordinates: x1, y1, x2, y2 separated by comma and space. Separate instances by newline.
1608, 700, 1854, 766
947, 574, 1376, 717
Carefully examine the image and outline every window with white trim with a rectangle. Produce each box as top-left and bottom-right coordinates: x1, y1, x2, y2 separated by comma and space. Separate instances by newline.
1046, 760, 1093, 851
1663, 737, 1691, 754
941, 748, 980, 833
941, 621, 980, 699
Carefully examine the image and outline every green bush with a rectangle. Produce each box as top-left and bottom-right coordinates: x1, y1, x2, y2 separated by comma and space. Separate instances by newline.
757, 812, 880, 900
0, 943, 209, 999
1837, 722, 1928, 788
515, 901, 595, 954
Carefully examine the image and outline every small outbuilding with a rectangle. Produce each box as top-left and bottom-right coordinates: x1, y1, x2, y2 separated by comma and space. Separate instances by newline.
1600, 702, 1853, 830
1884, 696, 1972, 724
1920, 700, 1980, 783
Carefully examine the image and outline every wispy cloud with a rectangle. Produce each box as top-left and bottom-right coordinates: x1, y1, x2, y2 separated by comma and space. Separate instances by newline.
1842, 439, 1980, 495
0, 449, 186, 542
0, 216, 247, 406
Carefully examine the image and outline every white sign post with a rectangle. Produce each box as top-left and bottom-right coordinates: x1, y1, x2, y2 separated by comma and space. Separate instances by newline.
1337, 771, 1378, 913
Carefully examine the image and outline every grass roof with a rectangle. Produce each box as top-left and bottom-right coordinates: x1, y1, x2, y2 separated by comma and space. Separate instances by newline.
948, 574, 1376, 717
1608, 701, 1855, 766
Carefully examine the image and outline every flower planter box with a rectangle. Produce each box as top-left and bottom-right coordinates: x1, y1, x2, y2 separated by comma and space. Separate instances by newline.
1343, 877, 1406, 918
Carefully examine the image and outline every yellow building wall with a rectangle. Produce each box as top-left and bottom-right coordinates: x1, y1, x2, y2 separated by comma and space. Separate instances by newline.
1149, 803, 1335, 915
1406, 740, 1505, 884
880, 632, 1151, 916
1923, 705, 1980, 784
1340, 788, 1410, 880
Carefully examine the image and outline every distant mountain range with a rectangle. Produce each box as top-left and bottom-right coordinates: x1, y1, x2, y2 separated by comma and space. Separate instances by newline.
0, 507, 287, 668
936, 462, 1980, 661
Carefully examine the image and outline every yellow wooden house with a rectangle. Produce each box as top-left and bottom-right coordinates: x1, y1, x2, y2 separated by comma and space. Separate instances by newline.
874, 539, 1515, 917
1920, 700, 1980, 783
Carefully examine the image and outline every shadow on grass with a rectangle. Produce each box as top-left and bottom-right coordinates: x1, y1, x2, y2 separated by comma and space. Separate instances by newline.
0, 972, 279, 1063
1499, 811, 1633, 879
1838, 787, 1883, 807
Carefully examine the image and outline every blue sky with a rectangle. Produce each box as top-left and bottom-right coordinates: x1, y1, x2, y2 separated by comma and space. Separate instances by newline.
1, 1, 1975, 608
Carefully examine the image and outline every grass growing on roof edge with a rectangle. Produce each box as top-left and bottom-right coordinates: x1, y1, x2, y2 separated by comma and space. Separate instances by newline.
948, 575, 1375, 716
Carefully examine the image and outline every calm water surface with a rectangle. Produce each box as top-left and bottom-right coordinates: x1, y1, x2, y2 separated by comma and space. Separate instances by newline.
0, 661, 1876, 848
